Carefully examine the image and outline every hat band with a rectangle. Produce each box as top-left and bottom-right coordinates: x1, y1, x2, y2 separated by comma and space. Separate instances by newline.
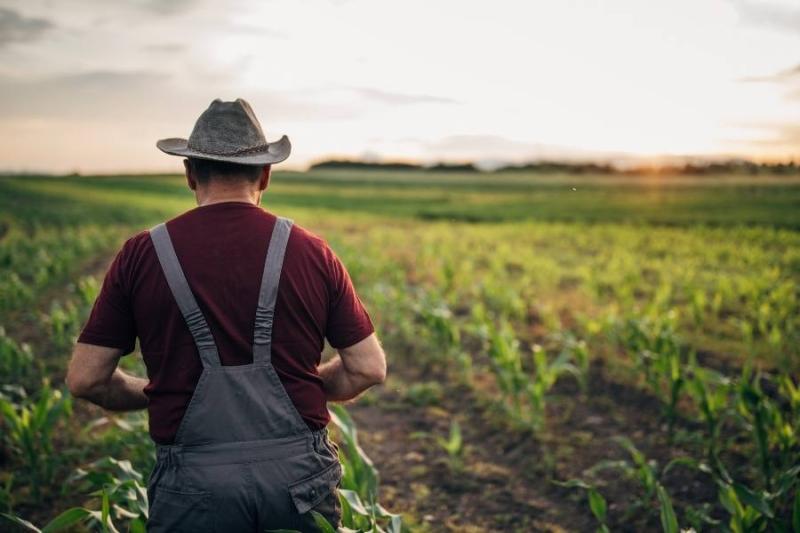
186, 142, 269, 156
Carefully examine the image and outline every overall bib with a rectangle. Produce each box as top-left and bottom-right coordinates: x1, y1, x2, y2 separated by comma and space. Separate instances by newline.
146, 217, 342, 532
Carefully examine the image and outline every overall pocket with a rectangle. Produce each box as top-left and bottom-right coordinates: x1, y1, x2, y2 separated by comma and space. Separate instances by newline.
147, 486, 212, 533
288, 460, 343, 528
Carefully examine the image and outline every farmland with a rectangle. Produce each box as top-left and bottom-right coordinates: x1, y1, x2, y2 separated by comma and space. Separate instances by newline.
0, 170, 799, 532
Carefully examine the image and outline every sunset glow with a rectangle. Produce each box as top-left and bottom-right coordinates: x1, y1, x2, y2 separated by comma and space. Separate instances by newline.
0, 0, 798, 173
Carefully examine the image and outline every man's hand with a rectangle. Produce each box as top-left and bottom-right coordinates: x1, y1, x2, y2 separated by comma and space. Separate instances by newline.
319, 333, 387, 402
65, 342, 148, 411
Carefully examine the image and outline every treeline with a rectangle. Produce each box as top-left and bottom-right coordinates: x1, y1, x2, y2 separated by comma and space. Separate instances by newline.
309, 159, 479, 172
309, 158, 800, 175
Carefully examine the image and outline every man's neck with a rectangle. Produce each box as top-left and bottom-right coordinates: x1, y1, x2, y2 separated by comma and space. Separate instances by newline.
195, 188, 261, 207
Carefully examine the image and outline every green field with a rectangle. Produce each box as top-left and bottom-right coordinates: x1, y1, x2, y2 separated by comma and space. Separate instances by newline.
0, 171, 798, 531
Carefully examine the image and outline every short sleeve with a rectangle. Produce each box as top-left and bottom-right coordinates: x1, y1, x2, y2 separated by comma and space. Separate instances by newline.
77, 240, 137, 355
324, 246, 374, 349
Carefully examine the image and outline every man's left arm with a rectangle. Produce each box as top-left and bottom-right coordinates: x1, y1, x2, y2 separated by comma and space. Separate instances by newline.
66, 342, 148, 411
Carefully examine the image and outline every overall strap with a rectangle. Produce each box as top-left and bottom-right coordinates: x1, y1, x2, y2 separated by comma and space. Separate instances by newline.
253, 217, 293, 364
149, 223, 220, 368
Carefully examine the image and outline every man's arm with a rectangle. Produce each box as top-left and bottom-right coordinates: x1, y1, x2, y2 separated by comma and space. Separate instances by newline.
319, 333, 386, 402
65, 342, 148, 411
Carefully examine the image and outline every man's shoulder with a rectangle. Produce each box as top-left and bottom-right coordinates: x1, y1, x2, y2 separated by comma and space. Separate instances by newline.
289, 222, 326, 248
288, 222, 335, 261
113, 229, 156, 268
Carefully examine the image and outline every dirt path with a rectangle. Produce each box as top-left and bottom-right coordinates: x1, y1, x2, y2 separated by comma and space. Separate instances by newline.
347, 357, 715, 532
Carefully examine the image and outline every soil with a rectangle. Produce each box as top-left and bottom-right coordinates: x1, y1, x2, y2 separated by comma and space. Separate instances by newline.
346, 357, 722, 532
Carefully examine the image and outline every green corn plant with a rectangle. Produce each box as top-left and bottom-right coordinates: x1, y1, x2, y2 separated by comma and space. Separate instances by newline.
671, 445, 798, 532
486, 320, 527, 423
435, 420, 464, 473
554, 331, 590, 394
589, 437, 682, 531
0, 272, 33, 313
2, 507, 96, 533
329, 404, 402, 533
415, 294, 472, 383
776, 376, 800, 457
690, 289, 707, 328
616, 313, 685, 439
552, 479, 610, 533
687, 356, 731, 463
329, 404, 378, 501
717, 480, 771, 533
68, 456, 149, 531
74, 275, 100, 308
404, 381, 443, 407
528, 343, 580, 431
736, 376, 776, 491
0, 327, 34, 386
0, 485, 128, 533
486, 320, 578, 431
41, 300, 82, 354
0, 380, 72, 500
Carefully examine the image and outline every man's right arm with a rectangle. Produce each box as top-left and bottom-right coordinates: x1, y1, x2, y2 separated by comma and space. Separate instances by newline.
319, 333, 386, 401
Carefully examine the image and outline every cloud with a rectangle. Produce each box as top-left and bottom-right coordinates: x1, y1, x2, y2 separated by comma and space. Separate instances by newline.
0, 7, 53, 47
753, 124, 800, 147
352, 87, 457, 105
727, 0, 800, 34
0, 69, 360, 124
140, 0, 201, 16
0, 70, 172, 121
225, 23, 288, 39
740, 63, 800, 83
728, 122, 800, 154
143, 43, 187, 53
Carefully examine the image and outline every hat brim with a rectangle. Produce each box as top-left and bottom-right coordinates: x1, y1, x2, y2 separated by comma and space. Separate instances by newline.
156, 135, 291, 165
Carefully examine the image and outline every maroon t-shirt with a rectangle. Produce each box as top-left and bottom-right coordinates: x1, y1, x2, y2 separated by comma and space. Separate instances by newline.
78, 201, 374, 444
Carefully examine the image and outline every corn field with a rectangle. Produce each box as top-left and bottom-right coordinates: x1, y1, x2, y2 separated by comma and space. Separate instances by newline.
0, 172, 798, 531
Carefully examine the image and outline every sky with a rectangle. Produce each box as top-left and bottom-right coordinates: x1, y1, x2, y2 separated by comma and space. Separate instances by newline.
0, 0, 798, 173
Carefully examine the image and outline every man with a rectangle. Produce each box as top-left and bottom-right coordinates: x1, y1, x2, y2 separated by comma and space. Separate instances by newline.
65, 98, 387, 532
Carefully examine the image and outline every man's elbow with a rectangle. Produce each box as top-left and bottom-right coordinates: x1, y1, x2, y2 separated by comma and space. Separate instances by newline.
65, 370, 99, 399
368, 359, 387, 386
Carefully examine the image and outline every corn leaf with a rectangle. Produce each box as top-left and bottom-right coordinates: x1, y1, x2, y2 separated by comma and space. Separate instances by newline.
41, 508, 92, 533
656, 484, 679, 533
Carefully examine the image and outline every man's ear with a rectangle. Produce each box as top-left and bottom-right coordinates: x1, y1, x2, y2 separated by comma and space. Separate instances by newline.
184, 159, 197, 191
258, 164, 272, 191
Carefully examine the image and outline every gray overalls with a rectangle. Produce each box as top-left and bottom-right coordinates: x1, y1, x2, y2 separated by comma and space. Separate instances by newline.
146, 217, 342, 532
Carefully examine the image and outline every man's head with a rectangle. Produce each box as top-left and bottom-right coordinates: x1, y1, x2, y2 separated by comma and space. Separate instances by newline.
183, 157, 271, 203
157, 98, 290, 203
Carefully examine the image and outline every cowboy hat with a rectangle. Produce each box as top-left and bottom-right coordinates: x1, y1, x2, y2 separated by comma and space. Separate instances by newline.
157, 98, 291, 165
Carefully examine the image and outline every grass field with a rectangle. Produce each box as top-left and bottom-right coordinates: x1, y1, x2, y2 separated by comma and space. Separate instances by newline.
0, 171, 798, 531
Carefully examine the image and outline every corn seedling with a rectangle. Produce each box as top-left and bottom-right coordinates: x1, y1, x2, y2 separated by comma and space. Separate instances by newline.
529, 343, 580, 431
0, 380, 72, 499
558, 332, 590, 394
552, 479, 610, 533
486, 320, 528, 423
0, 327, 34, 386
589, 437, 682, 531
435, 420, 464, 473
41, 300, 82, 354
686, 356, 731, 463
414, 293, 472, 382
616, 313, 686, 438
735, 375, 784, 491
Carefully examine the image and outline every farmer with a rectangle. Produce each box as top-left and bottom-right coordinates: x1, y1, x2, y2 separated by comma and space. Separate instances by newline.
65, 98, 387, 532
